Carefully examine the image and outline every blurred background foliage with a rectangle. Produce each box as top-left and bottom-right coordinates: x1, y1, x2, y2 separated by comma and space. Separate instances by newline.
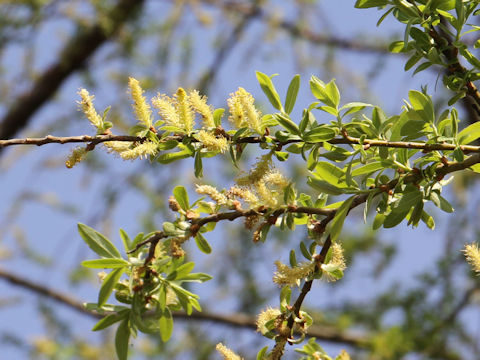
0, 0, 479, 359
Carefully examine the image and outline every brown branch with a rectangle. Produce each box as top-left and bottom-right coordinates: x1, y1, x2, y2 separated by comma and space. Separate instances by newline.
0, 267, 367, 347
0, 0, 145, 142
3, 133, 480, 154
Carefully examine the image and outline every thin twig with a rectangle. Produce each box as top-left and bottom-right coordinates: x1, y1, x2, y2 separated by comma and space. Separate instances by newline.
3, 133, 480, 154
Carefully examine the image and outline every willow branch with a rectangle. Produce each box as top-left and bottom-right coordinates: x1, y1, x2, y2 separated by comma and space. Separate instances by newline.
3, 133, 480, 154
0, 267, 367, 346
0, 0, 145, 142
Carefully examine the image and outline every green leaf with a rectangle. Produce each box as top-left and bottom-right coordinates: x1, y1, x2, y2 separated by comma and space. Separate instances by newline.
321, 263, 344, 280
92, 311, 129, 331
173, 186, 189, 210
159, 308, 174, 342
194, 233, 212, 254
351, 162, 384, 176
383, 209, 409, 228
339, 102, 373, 116
458, 122, 480, 144
280, 285, 291, 312
310, 76, 338, 109
194, 152, 203, 178
303, 126, 336, 142
408, 90, 434, 123
285, 74, 300, 114
273, 113, 300, 135
119, 229, 131, 253
256, 71, 283, 111
430, 191, 454, 213
421, 210, 435, 229
257, 346, 269, 360
213, 108, 224, 127
307, 177, 344, 195
98, 268, 125, 307
115, 318, 130, 360
300, 241, 312, 260
404, 52, 423, 71
355, 0, 389, 8
82, 258, 129, 269
168, 262, 195, 281
329, 196, 355, 242
78, 223, 122, 259
157, 149, 192, 164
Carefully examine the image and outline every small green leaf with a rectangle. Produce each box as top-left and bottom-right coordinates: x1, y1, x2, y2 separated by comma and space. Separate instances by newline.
256, 71, 283, 111
273, 113, 300, 135
92, 311, 129, 331
257, 346, 269, 360
115, 318, 130, 360
82, 258, 129, 269
372, 212, 385, 230
408, 90, 434, 123
307, 177, 344, 195
119, 229, 131, 252
303, 126, 336, 142
383, 209, 409, 228
194, 152, 203, 178
213, 108, 224, 127
159, 308, 174, 342
78, 223, 122, 259
280, 285, 291, 311
355, 0, 389, 8
458, 121, 480, 144
194, 233, 212, 254
98, 268, 125, 307
285, 74, 300, 114
329, 196, 355, 242
300, 241, 312, 260
173, 186, 189, 210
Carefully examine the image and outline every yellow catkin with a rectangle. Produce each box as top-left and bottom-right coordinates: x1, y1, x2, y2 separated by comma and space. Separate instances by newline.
128, 77, 152, 127
237, 87, 262, 134
236, 153, 272, 186
118, 141, 158, 160
227, 87, 262, 132
103, 141, 132, 154
197, 130, 228, 153
77, 89, 102, 128
152, 94, 181, 128
176, 88, 195, 133
65, 146, 87, 168
189, 90, 215, 128
227, 91, 246, 129
256, 307, 282, 333
263, 170, 289, 189
255, 180, 277, 208
195, 184, 228, 205
464, 243, 480, 275
273, 260, 315, 287
215, 343, 243, 360
321, 243, 347, 282
227, 186, 259, 205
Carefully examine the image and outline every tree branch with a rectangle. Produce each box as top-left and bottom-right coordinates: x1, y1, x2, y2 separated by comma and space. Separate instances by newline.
3, 133, 480, 154
0, 267, 367, 347
0, 0, 145, 142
